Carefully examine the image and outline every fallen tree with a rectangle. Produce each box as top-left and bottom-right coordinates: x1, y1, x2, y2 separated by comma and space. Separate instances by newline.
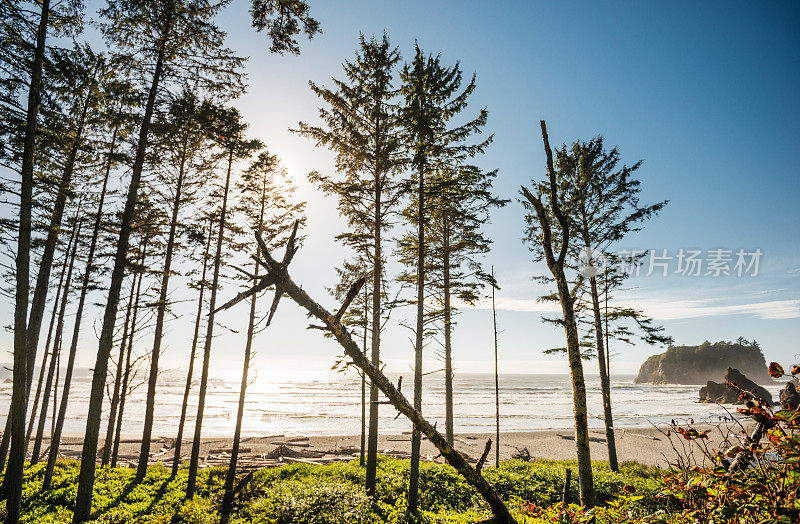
215, 224, 517, 524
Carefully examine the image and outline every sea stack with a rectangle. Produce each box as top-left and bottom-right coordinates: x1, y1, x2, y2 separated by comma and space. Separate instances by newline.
699, 367, 773, 405
635, 339, 772, 385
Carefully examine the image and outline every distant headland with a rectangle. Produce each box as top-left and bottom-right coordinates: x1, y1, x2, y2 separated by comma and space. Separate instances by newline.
634, 338, 773, 385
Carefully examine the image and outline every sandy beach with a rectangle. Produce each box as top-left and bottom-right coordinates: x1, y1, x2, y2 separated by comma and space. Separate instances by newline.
38, 421, 754, 471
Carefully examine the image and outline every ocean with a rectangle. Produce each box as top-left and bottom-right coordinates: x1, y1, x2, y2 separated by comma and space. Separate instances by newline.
0, 368, 785, 438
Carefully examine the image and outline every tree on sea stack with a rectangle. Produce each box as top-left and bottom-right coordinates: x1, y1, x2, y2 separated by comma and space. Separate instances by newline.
520, 121, 594, 507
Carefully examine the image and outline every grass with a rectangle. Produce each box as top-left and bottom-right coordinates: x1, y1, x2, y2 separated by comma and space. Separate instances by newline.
0, 457, 667, 523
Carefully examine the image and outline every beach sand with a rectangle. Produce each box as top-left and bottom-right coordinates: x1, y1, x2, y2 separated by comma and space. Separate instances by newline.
39, 421, 755, 470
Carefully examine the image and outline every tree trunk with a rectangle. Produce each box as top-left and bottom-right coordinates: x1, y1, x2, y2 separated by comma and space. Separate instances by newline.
102, 276, 134, 467
604, 278, 611, 401
589, 275, 618, 471
43, 151, 114, 488
25, 232, 70, 451
24, 72, 95, 407
360, 282, 368, 467
111, 234, 149, 469
222, 182, 266, 520
172, 219, 213, 477
51, 348, 60, 439
30, 216, 80, 465
136, 155, 186, 481
72, 27, 168, 522
492, 267, 500, 468
364, 175, 381, 497
443, 218, 454, 447
522, 121, 594, 507
187, 146, 234, 499
4, 2, 50, 519
234, 256, 517, 524
555, 270, 594, 506
30, 215, 81, 464
408, 167, 425, 514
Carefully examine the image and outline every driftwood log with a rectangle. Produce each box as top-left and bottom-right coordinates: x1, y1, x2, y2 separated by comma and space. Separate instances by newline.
216, 226, 517, 524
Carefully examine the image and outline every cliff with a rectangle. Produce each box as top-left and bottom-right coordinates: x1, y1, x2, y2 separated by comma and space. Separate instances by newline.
635, 339, 773, 385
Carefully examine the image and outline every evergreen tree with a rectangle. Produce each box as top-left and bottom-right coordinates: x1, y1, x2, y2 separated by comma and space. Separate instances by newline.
397, 49, 504, 491
220, 151, 305, 520
44, 77, 144, 488
29, 206, 82, 464
72, 1, 248, 517
520, 121, 594, 507
186, 105, 261, 498
529, 137, 670, 471
295, 33, 404, 495
0, 2, 81, 515
171, 217, 213, 476
135, 89, 215, 481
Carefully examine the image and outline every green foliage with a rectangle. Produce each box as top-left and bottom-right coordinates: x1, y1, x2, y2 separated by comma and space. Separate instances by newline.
2, 457, 672, 523
16, 449, 796, 523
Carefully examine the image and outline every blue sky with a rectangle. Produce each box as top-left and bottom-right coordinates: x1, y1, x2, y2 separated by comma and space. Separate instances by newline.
4, 0, 799, 377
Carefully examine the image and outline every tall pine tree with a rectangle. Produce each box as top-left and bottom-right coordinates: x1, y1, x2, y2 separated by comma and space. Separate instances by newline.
295, 33, 404, 495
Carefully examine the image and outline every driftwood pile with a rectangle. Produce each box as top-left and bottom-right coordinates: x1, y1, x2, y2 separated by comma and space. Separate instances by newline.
41, 433, 470, 473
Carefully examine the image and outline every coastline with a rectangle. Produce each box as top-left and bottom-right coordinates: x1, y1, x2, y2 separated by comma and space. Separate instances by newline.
42, 421, 753, 470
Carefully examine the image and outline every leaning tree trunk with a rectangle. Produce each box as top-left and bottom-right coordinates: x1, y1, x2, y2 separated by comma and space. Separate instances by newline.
220, 274, 257, 520
360, 282, 368, 467
172, 219, 213, 477
51, 349, 60, 438
408, 166, 425, 514
72, 29, 169, 523
222, 228, 266, 519
102, 278, 134, 466
221, 175, 267, 521
364, 174, 382, 497
24, 73, 95, 410
110, 235, 149, 469
492, 267, 500, 468
589, 275, 618, 471
30, 216, 81, 464
215, 237, 518, 524
43, 154, 114, 489
443, 217, 455, 447
4, 3, 50, 519
136, 160, 186, 481
187, 146, 234, 499
25, 232, 70, 450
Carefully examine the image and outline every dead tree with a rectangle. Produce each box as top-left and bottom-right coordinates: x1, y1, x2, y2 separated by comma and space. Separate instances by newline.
520, 121, 594, 507
215, 225, 517, 524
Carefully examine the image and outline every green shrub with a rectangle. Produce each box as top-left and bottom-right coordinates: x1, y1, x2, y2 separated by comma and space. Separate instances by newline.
8, 455, 680, 523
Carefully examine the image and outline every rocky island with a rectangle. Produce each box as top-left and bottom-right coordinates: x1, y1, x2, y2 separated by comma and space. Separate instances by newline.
635, 338, 772, 385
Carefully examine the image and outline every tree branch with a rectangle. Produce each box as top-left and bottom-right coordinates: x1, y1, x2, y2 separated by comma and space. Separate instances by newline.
218, 231, 517, 524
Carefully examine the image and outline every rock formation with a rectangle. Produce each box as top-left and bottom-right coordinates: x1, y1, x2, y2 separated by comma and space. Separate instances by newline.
635, 339, 772, 385
698, 367, 773, 405
780, 382, 800, 411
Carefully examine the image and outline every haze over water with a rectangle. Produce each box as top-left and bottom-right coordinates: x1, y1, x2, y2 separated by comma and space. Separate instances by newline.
1, 369, 784, 438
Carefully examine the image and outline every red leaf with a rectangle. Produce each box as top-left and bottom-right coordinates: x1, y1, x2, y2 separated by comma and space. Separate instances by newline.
768, 362, 785, 378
